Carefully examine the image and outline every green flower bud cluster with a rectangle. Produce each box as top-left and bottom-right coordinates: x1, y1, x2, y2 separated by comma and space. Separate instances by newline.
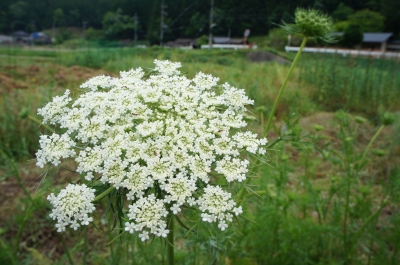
282, 8, 336, 42
295, 8, 333, 39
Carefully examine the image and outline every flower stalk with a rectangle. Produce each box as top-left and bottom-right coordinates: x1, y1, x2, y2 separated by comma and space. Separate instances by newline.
360, 124, 384, 163
167, 213, 174, 265
93, 186, 115, 202
265, 36, 308, 135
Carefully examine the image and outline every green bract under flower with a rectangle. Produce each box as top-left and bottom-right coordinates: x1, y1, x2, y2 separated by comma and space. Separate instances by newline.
37, 59, 267, 240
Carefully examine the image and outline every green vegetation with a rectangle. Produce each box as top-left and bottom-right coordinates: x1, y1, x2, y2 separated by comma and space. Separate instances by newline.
1, 0, 399, 44
298, 54, 400, 116
348, 9, 386, 32
341, 24, 363, 48
0, 47, 399, 264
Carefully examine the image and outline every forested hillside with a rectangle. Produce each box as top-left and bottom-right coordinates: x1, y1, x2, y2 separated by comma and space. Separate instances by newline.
0, 0, 398, 43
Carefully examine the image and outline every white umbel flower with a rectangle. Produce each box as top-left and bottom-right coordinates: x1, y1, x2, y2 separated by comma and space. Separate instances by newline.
125, 194, 169, 240
197, 185, 236, 230
36, 133, 75, 168
37, 60, 267, 235
47, 184, 96, 232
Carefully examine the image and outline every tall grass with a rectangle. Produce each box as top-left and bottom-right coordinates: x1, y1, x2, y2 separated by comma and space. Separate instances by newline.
298, 53, 400, 117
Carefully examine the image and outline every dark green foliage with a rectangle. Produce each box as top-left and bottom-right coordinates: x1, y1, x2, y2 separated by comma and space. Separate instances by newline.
341, 24, 363, 48
55, 27, 74, 44
332, 3, 354, 21
102, 9, 136, 40
348, 9, 385, 32
0, 0, 397, 43
196, 35, 208, 47
85, 27, 104, 41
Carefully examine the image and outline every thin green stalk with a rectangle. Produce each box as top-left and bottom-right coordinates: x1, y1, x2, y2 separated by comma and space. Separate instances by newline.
360, 124, 384, 163
0, 237, 16, 265
0, 150, 36, 208
348, 199, 389, 257
83, 227, 88, 265
93, 186, 115, 202
342, 170, 352, 261
14, 207, 33, 259
56, 233, 74, 265
28, 115, 54, 132
265, 37, 308, 135
236, 181, 248, 205
106, 209, 115, 261
260, 112, 264, 135
167, 213, 174, 265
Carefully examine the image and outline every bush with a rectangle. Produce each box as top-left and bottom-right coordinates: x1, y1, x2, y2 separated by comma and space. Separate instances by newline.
267, 27, 302, 50
341, 24, 363, 48
348, 9, 385, 32
85, 27, 104, 40
196, 35, 208, 47
334, 21, 350, 31
55, 27, 73, 44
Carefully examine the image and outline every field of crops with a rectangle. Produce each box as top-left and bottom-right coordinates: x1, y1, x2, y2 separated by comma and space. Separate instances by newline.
0, 46, 399, 265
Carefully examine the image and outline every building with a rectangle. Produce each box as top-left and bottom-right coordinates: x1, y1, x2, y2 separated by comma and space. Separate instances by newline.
362, 33, 393, 52
334, 32, 395, 52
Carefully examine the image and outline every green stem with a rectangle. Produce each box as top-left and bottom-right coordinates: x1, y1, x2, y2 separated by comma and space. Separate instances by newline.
14, 207, 33, 259
93, 186, 115, 202
167, 213, 174, 265
260, 112, 264, 136
360, 124, 384, 163
265, 37, 308, 136
56, 233, 74, 265
348, 199, 389, 257
0, 237, 16, 265
28, 115, 54, 132
0, 150, 36, 208
343, 170, 352, 262
236, 179, 251, 206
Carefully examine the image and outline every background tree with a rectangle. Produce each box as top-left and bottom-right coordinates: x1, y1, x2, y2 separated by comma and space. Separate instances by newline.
381, 0, 400, 37
102, 9, 135, 40
9, 1, 29, 31
341, 24, 363, 48
0, 0, 398, 41
348, 9, 385, 32
332, 2, 354, 21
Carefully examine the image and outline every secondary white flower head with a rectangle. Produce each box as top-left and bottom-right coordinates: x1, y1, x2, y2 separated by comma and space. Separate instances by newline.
38, 60, 267, 236
36, 133, 75, 168
47, 184, 96, 232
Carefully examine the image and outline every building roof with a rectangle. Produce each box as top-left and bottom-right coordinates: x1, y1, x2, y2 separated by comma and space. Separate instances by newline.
11, 31, 29, 37
363, 33, 392, 43
332, 32, 393, 43
213, 36, 230, 44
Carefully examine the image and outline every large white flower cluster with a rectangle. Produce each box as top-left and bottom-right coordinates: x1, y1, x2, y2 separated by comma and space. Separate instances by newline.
47, 184, 96, 232
37, 59, 267, 238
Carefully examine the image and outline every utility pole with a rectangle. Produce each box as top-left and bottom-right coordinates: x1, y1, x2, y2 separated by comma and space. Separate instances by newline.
31, 20, 35, 47
208, 0, 214, 47
82, 21, 87, 39
160, 0, 167, 46
133, 12, 138, 46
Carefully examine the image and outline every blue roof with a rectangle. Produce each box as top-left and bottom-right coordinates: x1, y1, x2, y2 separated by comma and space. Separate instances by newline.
332, 32, 393, 43
363, 33, 392, 43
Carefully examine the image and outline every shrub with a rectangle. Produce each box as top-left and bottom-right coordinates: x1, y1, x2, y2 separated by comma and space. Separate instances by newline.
341, 24, 363, 48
